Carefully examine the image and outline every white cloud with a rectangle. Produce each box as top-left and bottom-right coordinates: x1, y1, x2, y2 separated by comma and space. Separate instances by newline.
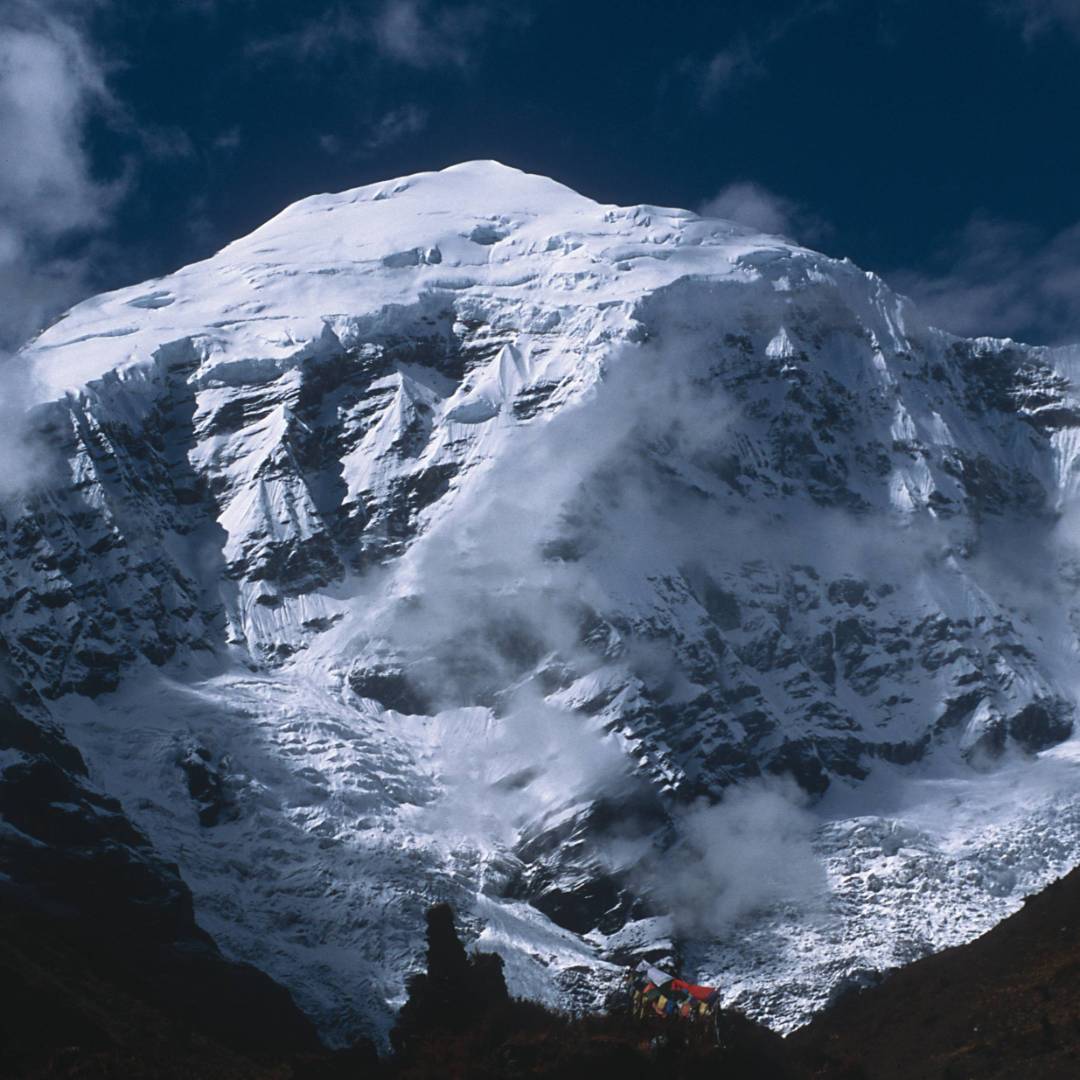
647, 781, 827, 935
213, 126, 242, 152
373, 0, 461, 68
318, 132, 343, 156
246, 6, 368, 62
683, 1, 837, 105
365, 103, 428, 150
0, 18, 108, 237
890, 214, 1080, 346
249, 1, 527, 71
699, 180, 829, 244
1001, 0, 1080, 41
316, 105, 427, 158
693, 38, 763, 103
699, 181, 794, 235
372, 0, 518, 69
0, 4, 118, 351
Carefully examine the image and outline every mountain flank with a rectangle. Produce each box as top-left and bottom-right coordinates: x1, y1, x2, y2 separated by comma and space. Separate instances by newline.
6, 158, 1080, 1034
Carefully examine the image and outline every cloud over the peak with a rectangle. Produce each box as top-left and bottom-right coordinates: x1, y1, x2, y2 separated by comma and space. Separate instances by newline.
1000, 0, 1080, 42
890, 214, 1080, 346
683, 38, 763, 103
0, 3, 119, 351
249, 0, 529, 71
682, 1, 837, 105
365, 103, 429, 150
699, 181, 830, 244
245, 6, 368, 63
372, 0, 490, 69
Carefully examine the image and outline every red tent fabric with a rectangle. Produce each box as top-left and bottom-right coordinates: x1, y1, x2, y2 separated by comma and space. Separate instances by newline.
669, 978, 718, 1002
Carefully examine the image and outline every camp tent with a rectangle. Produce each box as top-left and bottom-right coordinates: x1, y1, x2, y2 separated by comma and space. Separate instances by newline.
630, 961, 720, 1023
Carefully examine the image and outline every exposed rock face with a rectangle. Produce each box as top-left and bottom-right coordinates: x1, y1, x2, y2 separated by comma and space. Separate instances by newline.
3, 161, 1080, 1041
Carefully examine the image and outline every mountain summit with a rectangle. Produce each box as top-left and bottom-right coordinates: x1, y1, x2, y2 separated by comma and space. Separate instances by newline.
4, 162, 1080, 1042
19, 160, 762, 405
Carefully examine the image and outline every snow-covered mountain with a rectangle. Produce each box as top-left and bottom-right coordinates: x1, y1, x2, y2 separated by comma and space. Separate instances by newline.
4, 160, 1080, 1043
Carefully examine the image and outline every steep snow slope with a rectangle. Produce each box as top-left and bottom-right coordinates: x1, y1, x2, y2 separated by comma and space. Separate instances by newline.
4, 161, 1080, 1041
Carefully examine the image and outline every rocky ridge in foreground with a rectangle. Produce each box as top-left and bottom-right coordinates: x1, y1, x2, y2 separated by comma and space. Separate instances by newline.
7, 869, 1080, 1078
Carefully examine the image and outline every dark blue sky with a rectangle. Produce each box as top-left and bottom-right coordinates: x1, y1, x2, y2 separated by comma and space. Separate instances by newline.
4, 0, 1080, 348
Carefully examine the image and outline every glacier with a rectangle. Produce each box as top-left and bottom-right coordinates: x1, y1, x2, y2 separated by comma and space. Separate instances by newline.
3, 160, 1080, 1043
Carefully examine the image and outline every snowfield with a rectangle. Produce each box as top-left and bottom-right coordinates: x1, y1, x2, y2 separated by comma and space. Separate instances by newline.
5, 161, 1080, 1043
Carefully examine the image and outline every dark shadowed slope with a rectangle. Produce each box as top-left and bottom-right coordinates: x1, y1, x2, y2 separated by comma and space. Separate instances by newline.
6, 871, 1080, 1078
0, 897, 361, 1079
0, 643, 323, 1077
